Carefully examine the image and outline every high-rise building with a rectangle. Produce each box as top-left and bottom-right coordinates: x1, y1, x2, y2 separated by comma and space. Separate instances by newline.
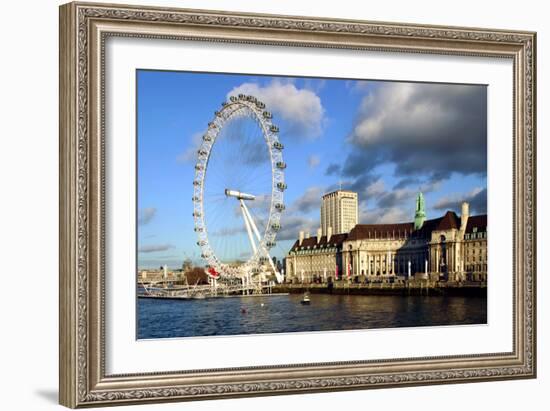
320, 190, 358, 235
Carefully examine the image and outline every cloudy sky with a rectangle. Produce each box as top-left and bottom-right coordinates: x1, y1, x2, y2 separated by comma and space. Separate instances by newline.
137, 70, 487, 268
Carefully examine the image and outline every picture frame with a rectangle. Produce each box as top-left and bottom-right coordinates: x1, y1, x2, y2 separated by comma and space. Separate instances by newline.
59, 1, 536, 408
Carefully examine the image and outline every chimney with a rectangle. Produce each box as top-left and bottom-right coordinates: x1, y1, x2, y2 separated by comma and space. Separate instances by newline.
317, 228, 322, 244
327, 226, 333, 242
460, 202, 469, 232
299, 230, 304, 246
305, 231, 310, 239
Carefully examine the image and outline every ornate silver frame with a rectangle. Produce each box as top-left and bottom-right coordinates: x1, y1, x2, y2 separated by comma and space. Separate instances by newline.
59, 1, 536, 408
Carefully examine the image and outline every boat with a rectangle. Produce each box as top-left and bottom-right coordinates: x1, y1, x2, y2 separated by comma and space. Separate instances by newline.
300, 292, 311, 305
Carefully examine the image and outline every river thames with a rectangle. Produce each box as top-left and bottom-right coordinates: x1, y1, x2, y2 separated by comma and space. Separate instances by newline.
137, 294, 487, 339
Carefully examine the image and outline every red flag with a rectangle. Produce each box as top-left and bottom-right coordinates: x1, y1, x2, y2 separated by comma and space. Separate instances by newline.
335, 265, 339, 280
347, 263, 351, 279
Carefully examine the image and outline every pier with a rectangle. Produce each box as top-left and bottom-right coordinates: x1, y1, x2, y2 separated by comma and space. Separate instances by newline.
138, 280, 277, 300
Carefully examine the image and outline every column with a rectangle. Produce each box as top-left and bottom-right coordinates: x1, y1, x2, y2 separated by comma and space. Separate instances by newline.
343, 253, 348, 281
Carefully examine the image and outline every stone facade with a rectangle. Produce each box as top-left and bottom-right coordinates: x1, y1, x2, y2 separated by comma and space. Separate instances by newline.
285, 194, 487, 284
343, 222, 429, 281
285, 233, 346, 283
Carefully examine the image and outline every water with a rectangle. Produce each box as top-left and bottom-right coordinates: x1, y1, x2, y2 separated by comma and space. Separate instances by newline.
137, 294, 487, 339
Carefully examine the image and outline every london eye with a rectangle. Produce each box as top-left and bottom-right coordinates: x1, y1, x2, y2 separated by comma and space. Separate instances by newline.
192, 94, 286, 285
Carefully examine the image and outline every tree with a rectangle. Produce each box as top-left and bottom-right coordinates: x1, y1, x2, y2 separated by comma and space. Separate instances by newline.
185, 267, 209, 285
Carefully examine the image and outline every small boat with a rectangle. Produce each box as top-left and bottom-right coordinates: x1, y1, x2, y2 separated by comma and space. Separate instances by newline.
300, 292, 311, 305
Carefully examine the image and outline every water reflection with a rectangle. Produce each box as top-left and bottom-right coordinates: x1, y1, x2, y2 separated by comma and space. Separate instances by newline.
137, 294, 487, 339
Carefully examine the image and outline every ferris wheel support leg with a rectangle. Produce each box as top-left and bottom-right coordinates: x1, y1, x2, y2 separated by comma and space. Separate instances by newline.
241, 201, 284, 284
240, 200, 258, 255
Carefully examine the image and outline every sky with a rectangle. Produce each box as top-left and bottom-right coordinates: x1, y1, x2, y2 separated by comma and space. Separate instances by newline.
137, 70, 487, 269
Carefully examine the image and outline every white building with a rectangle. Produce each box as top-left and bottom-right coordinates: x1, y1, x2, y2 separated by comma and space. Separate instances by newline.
287, 193, 487, 284
320, 190, 358, 235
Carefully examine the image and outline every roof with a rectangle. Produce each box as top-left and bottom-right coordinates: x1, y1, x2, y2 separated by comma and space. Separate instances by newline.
322, 189, 357, 197
290, 233, 347, 251
421, 211, 461, 232
465, 214, 487, 233
288, 212, 487, 250
345, 211, 464, 241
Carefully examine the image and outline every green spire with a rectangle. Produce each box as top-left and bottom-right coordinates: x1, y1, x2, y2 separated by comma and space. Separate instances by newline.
414, 192, 426, 230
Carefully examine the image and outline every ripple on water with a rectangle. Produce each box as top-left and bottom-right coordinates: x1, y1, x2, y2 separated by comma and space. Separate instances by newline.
137, 294, 487, 339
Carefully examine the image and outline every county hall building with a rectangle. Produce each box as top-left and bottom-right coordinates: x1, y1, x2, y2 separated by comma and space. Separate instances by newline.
285, 190, 487, 283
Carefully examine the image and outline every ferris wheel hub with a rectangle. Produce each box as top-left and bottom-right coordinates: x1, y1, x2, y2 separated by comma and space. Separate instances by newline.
224, 189, 256, 201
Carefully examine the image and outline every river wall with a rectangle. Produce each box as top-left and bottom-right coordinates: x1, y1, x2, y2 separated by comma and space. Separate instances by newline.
272, 282, 487, 297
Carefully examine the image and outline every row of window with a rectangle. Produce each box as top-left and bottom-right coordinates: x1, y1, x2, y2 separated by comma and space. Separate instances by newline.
468, 247, 486, 254
465, 232, 487, 240
465, 241, 485, 248
291, 248, 339, 255
466, 257, 487, 263
465, 264, 488, 272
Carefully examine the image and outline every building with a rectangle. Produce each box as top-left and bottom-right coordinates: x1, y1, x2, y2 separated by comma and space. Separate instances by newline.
320, 190, 358, 235
462, 213, 488, 281
285, 229, 347, 283
286, 192, 487, 284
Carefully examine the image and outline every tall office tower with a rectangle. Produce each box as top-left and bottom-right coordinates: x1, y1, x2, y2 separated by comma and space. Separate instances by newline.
320, 190, 358, 235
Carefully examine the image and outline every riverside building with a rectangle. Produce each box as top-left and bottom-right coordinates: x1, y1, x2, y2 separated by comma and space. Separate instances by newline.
285, 192, 487, 284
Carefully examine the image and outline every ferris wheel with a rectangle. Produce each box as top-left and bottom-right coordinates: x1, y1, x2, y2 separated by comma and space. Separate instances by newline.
192, 94, 286, 283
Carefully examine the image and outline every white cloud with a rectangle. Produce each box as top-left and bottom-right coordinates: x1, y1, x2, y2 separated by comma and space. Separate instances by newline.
345, 80, 372, 93
365, 179, 386, 197
347, 82, 487, 179
433, 187, 487, 214
277, 215, 318, 241
308, 154, 320, 169
359, 207, 410, 225
290, 186, 323, 214
227, 80, 325, 138
138, 207, 157, 225
138, 243, 175, 253
176, 131, 203, 163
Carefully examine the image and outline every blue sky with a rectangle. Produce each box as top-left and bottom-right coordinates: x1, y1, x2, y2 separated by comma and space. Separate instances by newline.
137, 70, 487, 269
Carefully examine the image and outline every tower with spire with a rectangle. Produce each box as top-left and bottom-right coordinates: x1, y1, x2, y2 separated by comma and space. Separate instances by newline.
414, 192, 426, 230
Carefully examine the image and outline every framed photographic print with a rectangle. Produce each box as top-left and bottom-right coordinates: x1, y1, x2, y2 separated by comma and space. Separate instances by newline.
59, 1, 537, 408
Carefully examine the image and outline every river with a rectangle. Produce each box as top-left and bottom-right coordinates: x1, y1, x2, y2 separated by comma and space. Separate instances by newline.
137, 293, 487, 339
